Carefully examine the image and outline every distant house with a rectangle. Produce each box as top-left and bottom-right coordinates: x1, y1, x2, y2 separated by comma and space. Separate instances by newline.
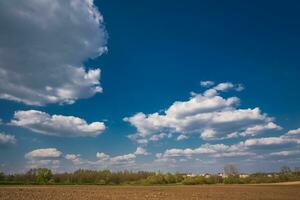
204, 174, 211, 178
200, 173, 211, 178
239, 174, 249, 178
186, 173, 196, 177
217, 172, 227, 178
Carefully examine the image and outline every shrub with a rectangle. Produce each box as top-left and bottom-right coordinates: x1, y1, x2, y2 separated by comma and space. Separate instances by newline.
36, 168, 53, 184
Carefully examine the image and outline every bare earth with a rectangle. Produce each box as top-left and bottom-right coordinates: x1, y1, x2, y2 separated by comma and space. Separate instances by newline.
1, 184, 300, 200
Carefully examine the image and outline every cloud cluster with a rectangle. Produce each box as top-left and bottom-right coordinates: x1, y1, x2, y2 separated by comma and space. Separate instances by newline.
156, 143, 250, 162
200, 81, 215, 87
11, 110, 106, 137
23, 127, 300, 171
25, 148, 62, 159
0, 132, 16, 146
94, 147, 149, 165
125, 82, 280, 143
0, 0, 107, 105
62, 147, 149, 170
134, 147, 149, 155
25, 148, 62, 169
156, 128, 300, 163
65, 154, 83, 166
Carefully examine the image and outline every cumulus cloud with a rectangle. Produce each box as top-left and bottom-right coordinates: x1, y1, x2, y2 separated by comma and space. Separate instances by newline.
213, 82, 235, 91
0, 0, 107, 105
125, 82, 280, 143
25, 148, 62, 159
0, 132, 16, 146
11, 110, 106, 137
240, 122, 282, 136
95, 152, 136, 165
134, 147, 149, 155
200, 81, 215, 87
242, 137, 292, 147
177, 134, 188, 141
109, 154, 136, 163
25, 148, 62, 169
156, 127, 300, 164
90, 147, 150, 167
156, 143, 249, 161
239, 128, 300, 149
65, 154, 83, 165
287, 128, 300, 136
270, 150, 300, 157
96, 152, 110, 159
65, 154, 78, 160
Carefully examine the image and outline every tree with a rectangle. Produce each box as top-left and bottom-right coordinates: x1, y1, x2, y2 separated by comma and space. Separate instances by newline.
0, 171, 4, 181
174, 172, 184, 183
295, 167, 300, 172
281, 166, 292, 174
146, 174, 166, 184
224, 164, 239, 176
36, 168, 53, 184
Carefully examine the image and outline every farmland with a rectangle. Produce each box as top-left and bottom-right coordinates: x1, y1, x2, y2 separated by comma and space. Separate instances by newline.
1, 184, 300, 200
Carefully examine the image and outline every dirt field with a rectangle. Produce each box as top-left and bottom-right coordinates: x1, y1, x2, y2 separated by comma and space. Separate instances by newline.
1, 184, 300, 200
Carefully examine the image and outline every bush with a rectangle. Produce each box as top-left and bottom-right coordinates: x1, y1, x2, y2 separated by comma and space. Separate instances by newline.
36, 168, 53, 184
146, 174, 166, 184
182, 176, 206, 185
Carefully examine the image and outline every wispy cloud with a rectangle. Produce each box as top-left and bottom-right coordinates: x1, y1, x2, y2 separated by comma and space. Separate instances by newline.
0, 132, 16, 146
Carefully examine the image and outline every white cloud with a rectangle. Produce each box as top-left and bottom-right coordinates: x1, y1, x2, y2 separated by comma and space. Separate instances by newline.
270, 150, 300, 157
95, 152, 136, 165
110, 154, 136, 163
235, 130, 300, 157
154, 143, 256, 165
287, 128, 300, 135
203, 89, 218, 97
25, 148, 62, 160
240, 122, 282, 136
200, 81, 215, 87
92, 147, 149, 167
156, 128, 300, 163
11, 110, 106, 137
149, 133, 169, 141
165, 95, 240, 118
25, 148, 62, 169
157, 143, 243, 159
65, 154, 78, 160
213, 82, 244, 92
242, 137, 290, 147
177, 134, 188, 141
96, 152, 110, 159
235, 84, 245, 92
213, 82, 234, 91
240, 128, 300, 148
65, 154, 83, 165
125, 82, 279, 143
134, 147, 149, 155
0, 132, 16, 146
202, 82, 244, 97
0, 0, 107, 105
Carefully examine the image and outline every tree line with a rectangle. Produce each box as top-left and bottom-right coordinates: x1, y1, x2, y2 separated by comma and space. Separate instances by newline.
0, 165, 300, 185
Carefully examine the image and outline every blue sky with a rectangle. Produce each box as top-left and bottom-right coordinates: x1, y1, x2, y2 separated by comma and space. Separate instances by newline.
0, 0, 300, 173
